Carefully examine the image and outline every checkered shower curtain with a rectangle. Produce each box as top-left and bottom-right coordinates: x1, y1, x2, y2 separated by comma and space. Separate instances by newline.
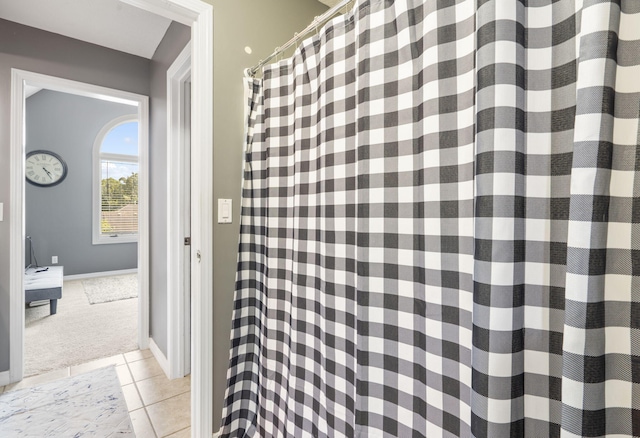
220, 1, 640, 437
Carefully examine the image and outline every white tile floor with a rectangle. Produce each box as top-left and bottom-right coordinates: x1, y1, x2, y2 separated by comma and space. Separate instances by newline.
1, 350, 191, 438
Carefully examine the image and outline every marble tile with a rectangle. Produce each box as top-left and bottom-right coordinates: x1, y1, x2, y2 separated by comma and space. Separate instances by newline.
2, 366, 120, 415
166, 426, 191, 437
70, 353, 126, 376
129, 408, 157, 438
122, 384, 144, 411
146, 392, 190, 437
0, 366, 133, 437
136, 374, 191, 406
3, 367, 69, 393
125, 349, 153, 363
129, 357, 164, 382
117, 364, 134, 386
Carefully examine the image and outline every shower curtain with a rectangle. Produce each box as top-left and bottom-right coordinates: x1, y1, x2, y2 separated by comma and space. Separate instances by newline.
220, 0, 640, 437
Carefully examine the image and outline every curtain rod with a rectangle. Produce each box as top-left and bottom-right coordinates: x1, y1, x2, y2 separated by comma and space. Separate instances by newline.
247, 0, 353, 77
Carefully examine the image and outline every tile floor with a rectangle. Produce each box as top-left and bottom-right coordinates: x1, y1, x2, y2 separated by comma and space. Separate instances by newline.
0, 350, 191, 437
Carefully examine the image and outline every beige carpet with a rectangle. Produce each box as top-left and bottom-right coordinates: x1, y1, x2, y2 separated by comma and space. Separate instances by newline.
25, 278, 138, 377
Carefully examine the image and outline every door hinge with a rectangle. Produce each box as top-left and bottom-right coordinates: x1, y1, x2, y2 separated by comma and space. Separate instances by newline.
184, 237, 191, 246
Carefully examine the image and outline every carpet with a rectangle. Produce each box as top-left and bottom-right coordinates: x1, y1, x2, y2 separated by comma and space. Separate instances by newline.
82, 274, 138, 304
25, 279, 137, 377
0, 366, 133, 437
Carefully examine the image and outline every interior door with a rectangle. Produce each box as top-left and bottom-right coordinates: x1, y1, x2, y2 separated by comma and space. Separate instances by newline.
183, 79, 192, 375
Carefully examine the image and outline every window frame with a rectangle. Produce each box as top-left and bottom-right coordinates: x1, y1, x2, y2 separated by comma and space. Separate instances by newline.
92, 114, 140, 245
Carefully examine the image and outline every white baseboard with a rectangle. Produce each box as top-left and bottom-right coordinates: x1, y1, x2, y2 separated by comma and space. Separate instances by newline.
64, 268, 138, 281
0, 370, 11, 386
149, 338, 170, 379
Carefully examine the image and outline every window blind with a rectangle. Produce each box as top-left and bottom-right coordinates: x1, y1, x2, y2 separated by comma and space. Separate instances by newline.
100, 160, 138, 237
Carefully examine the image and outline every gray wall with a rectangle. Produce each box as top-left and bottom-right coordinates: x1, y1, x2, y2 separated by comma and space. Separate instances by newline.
0, 19, 150, 372
206, 0, 328, 423
25, 90, 138, 276
148, 22, 191, 356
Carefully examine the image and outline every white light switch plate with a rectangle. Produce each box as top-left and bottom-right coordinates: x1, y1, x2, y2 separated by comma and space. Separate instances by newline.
218, 199, 232, 224
0, 202, 3, 221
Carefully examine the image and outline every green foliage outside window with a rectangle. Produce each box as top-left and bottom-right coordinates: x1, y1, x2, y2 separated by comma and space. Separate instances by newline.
100, 171, 138, 235
101, 173, 138, 211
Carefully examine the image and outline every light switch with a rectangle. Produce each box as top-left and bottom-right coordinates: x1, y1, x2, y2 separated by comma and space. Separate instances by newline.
218, 199, 232, 224
0, 202, 3, 221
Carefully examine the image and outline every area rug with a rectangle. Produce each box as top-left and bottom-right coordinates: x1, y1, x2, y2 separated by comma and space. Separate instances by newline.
82, 274, 138, 304
0, 366, 133, 437
25, 279, 137, 377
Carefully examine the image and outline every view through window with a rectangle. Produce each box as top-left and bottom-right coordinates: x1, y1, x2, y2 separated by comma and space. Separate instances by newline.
99, 120, 139, 240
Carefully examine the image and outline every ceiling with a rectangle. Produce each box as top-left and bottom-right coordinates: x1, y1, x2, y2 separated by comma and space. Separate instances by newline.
0, 0, 172, 59
0, 0, 339, 59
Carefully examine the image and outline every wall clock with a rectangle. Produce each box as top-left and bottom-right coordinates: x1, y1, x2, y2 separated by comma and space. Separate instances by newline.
25, 150, 68, 187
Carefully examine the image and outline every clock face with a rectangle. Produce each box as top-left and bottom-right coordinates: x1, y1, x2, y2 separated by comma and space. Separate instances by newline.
25, 150, 68, 187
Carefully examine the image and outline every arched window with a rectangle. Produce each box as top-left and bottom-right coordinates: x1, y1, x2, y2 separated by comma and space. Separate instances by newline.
93, 115, 139, 244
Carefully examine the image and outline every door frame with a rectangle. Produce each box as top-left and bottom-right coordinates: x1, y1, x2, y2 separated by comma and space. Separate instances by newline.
122, 2, 215, 437
9, 1, 214, 436
167, 42, 192, 379
9, 70, 151, 379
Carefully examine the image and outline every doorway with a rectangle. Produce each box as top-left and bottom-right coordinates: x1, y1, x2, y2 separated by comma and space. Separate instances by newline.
11, 70, 151, 377
8, 1, 213, 436
23, 87, 142, 377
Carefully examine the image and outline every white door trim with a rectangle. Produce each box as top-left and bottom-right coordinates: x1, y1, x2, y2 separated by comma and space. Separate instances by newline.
167, 42, 191, 380
9, 69, 151, 378
121, 1, 214, 437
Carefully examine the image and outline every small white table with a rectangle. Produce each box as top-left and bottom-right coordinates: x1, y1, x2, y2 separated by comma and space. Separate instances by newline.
25, 266, 64, 315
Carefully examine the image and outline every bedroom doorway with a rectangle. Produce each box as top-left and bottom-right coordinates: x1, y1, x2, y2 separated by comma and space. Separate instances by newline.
23, 85, 142, 377
12, 70, 149, 376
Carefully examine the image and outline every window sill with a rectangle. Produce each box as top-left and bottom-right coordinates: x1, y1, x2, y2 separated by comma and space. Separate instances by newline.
92, 236, 138, 245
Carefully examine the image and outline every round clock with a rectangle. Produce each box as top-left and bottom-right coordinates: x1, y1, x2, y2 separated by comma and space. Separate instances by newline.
25, 150, 68, 187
